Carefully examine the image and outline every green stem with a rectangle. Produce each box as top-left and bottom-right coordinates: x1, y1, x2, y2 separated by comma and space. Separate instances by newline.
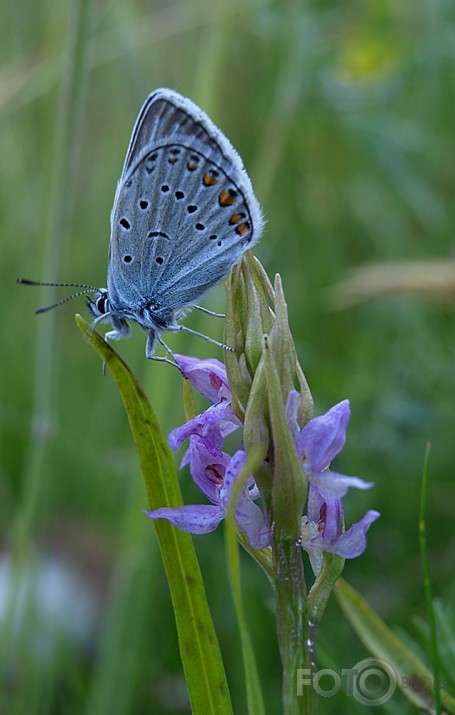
273, 534, 313, 715
274, 544, 345, 714
307, 554, 345, 624
303, 555, 346, 714
419, 443, 442, 715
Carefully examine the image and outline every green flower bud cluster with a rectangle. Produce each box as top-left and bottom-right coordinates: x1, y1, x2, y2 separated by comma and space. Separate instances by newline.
224, 252, 313, 538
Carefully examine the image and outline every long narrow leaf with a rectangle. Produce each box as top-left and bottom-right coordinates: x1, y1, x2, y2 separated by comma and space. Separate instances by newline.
419, 444, 442, 715
76, 315, 233, 715
335, 578, 455, 713
224, 450, 266, 715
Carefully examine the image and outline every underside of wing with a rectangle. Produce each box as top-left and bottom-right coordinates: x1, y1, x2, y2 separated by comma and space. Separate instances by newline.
108, 89, 264, 316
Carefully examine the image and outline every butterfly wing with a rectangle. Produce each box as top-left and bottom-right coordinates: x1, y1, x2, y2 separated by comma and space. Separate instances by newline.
107, 88, 264, 318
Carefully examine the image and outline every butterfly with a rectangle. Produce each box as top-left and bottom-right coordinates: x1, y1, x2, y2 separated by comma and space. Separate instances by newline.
19, 88, 263, 362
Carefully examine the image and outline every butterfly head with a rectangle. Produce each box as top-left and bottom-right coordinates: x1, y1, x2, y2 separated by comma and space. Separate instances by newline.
87, 288, 110, 318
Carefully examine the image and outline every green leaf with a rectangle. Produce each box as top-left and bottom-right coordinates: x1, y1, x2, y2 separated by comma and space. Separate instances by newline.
263, 335, 306, 536
335, 578, 455, 713
76, 315, 233, 715
224, 450, 266, 715
420, 443, 442, 715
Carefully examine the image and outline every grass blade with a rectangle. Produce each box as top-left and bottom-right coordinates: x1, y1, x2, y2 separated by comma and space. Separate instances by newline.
76, 315, 233, 715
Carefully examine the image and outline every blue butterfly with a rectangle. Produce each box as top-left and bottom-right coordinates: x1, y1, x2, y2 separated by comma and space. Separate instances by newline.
20, 89, 263, 362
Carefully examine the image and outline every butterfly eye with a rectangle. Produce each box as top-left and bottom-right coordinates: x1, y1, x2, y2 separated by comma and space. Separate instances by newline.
96, 295, 108, 314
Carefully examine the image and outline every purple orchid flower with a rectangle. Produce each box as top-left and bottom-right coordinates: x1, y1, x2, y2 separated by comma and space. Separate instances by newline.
146, 356, 271, 549
301, 485, 380, 575
145, 447, 272, 550
285, 390, 379, 571
168, 400, 240, 457
174, 354, 232, 403
168, 355, 241, 462
145, 356, 378, 561
286, 392, 373, 500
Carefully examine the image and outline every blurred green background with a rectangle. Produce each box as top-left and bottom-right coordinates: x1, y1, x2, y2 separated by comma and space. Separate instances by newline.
2, 0, 455, 712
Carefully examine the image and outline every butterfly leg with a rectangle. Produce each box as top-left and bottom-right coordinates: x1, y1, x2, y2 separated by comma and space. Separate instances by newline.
145, 331, 157, 358
104, 317, 131, 343
99, 318, 130, 376
89, 312, 131, 342
146, 331, 180, 369
88, 315, 130, 376
193, 305, 225, 318
171, 324, 235, 352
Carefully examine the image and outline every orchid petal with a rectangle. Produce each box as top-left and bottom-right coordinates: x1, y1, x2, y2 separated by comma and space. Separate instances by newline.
310, 470, 374, 500
321, 498, 343, 545
219, 450, 248, 505
174, 354, 231, 403
168, 401, 239, 452
219, 450, 272, 549
235, 497, 272, 549
248, 483, 261, 500
285, 390, 301, 444
297, 400, 350, 471
306, 484, 324, 523
185, 437, 229, 503
144, 505, 225, 534
331, 510, 380, 559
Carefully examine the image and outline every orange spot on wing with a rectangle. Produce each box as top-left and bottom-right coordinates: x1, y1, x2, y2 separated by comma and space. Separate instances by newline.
203, 172, 218, 186
229, 213, 244, 225
187, 162, 198, 171
219, 189, 237, 207
235, 223, 250, 236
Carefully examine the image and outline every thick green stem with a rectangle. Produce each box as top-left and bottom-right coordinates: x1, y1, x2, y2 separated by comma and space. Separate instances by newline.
273, 534, 317, 715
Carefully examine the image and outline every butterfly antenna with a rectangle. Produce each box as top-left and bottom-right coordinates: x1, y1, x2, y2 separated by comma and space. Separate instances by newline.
34, 290, 97, 314
17, 278, 97, 290
17, 278, 97, 314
